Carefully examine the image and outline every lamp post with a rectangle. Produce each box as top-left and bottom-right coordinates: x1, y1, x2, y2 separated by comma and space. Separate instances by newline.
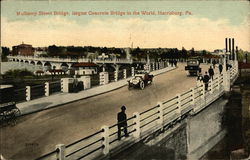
98, 53, 108, 72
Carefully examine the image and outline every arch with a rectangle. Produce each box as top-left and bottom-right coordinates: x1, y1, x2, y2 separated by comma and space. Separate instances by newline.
30, 61, 35, 65
44, 62, 52, 66
16, 59, 20, 62
37, 61, 42, 66
12, 59, 16, 62
61, 62, 69, 67
61, 62, 69, 71
20, 60, 24, 62
44, 62, 52, 71
24, 60, 29, 63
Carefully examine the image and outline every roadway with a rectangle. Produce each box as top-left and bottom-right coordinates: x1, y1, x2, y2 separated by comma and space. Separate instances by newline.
0, 63, 211, 160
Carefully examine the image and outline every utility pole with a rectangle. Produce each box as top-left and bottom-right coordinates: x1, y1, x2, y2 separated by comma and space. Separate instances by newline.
0, 47, 2, 78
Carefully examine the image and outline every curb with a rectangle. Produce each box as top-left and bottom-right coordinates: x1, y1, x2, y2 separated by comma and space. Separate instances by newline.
18, 67, 176, 117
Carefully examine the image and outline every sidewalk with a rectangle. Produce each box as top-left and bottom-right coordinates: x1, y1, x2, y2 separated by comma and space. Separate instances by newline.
17, 66, 176, 115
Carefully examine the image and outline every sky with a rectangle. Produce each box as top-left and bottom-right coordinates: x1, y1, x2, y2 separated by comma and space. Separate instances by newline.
1, 0, 249, 51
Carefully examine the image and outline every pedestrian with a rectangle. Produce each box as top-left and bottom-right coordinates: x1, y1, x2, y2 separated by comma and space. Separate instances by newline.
197, 71, 203, 86
208, 66, 214, 80
170, 59, 173, 67
212, 59, 216, 69
197, 71, 203, 81
174, 59, 177, 67
219, 64, 223, 74
117, 106, 129, 140
73, 75, 78, 92
203, 72, 210, 91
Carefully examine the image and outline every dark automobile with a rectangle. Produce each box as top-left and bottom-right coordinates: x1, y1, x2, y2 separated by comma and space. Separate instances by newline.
185, 59, 202, 76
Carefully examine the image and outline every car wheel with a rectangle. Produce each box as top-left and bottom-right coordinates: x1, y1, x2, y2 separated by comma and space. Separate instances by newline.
140, 81, 145, 90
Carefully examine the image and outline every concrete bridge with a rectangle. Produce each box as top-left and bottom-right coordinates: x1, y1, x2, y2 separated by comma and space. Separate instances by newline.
7, 55, 146, 71
33, 56, 239, 160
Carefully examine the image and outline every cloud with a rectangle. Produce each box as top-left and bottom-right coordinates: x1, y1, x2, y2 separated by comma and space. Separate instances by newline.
1, 15, 249, 51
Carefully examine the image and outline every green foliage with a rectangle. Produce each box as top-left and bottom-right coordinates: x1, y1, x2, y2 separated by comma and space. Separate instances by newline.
1, 47, 10, 61
237, 49, 250, 63
4, 69, 34, 78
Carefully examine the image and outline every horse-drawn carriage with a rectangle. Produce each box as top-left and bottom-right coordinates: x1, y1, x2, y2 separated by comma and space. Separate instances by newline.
0, 85, 21, 126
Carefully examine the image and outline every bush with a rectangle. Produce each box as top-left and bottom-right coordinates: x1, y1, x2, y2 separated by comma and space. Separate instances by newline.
4, 69, 34, 78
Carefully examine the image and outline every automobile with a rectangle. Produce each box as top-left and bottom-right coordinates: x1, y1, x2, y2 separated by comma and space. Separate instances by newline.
128, 70, 154, 90
185, 59, 202, 76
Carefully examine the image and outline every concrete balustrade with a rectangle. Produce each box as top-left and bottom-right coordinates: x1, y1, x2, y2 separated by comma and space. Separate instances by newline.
191, 88, 195, 105
26, 86, 31, 101
99, 72, 109, 85
202, 84, 205, 100
101, 125, 110, 155
131, 67, 135, 76
157, 102, 164, 128
56, 144, 66, 160
114, 70, 118, 82
79, 76, 91, 89
176, 94, 182, 115
61, 78, 73, 93
45, 82, 49, 96
37, 59, 239, 160
123, 69, 127, 79
133, 112, 140, 139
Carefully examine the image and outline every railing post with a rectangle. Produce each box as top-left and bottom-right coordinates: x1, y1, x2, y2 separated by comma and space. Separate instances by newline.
223, 70, 231, 92
152, 63, 155, 71
26, 86, 31, 101
56, 144, 66, 160
190, 88, 195, 105
45, 82, 49, 96
217, 74, 221, 90
210, 79, 214, 94
131, 67, 135, 76
101, 125, 109, 155
132, 112, 140, 139
202, 84, 205, 100
114, 70, 118, 82
157, 102, 164, 128
176, 94, 182, 116
123, 69, 127, 79
61, 79, 64, 92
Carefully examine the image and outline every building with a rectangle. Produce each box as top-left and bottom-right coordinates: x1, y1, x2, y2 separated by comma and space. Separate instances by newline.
72, 62, 98, 75
12, 43, 34, 56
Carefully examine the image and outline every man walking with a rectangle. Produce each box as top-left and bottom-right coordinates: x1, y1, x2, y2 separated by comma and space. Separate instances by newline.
219, 64, 223, 74
117, 106, 129, 140
203, 72, 210, 91
208, 66, 214, 80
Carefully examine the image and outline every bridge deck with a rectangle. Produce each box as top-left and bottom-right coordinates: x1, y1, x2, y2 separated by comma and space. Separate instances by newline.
1, 63, 210, 160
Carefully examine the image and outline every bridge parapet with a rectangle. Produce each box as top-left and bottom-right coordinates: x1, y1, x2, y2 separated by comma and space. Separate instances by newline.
7, 55, 134, 64
36, 59, 239, 160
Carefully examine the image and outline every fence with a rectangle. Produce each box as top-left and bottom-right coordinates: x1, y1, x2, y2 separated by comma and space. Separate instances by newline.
49, 81, 62, 94
36, 60, 239, 160
30, 84, 45, 100
118, 70, 124, 80
14, 88, 27, 103
13, 61, 168, 104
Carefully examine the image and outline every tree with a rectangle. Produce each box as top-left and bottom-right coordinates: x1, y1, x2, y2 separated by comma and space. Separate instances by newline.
181, 47, 188, 59
190, 47, 195, 57
1, 47, 10, 61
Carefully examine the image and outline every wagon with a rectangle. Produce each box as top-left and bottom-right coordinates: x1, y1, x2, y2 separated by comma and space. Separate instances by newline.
0, 85, 21, 126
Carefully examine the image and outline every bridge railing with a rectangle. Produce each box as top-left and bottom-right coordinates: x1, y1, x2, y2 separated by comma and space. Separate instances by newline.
36, 60, 239, 160
8, 55, 135, 64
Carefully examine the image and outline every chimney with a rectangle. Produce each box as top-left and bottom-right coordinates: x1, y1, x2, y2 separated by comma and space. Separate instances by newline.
232, 38, 235, 60
229, 38, 231, 59
236, 46, 238, 61
225, 38, 228, 52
